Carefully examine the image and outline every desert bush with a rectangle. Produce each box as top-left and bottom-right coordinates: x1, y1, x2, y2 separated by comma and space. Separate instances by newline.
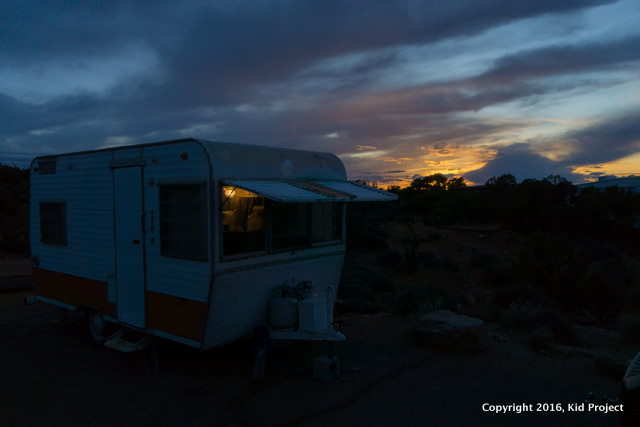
339, 275, 375, 301
0, 164, 29, 217
363, 233, 389, 251
375, 249, 404, 268
341, 297, 383, 314
500, 301, 545, 329
512, 236, 638, 323
353, 270, 395, 292
477, 263, 513, 288
500, 301, 577, 345
527, 325, 554, 352
439, 257, 460, 272
511, 232, 593, 311
573, 186, 640, 244
470, 253, 502, 269
426, 232, 443, 241
626, 285, 640, 314
580, 259, 638, 324
492, 282, 554, 310
594, 357, 628, 381
0, 229, 29, 254
619, 316, 640, 347
392, 284, 451, 315
422, 254, 441, 269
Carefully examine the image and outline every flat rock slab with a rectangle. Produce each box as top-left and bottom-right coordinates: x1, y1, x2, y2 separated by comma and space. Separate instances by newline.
415, 310, 490, 352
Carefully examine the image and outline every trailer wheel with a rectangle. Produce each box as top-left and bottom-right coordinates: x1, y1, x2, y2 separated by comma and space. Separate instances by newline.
86, 309, 112, 345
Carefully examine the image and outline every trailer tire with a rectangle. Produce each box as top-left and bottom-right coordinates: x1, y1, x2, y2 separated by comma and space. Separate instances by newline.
86, 309, 113, 345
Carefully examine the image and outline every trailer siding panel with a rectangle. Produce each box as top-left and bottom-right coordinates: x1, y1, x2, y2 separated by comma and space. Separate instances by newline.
142, 142, 211, 303
31, 151, 115, 284
204, 251, 344, 347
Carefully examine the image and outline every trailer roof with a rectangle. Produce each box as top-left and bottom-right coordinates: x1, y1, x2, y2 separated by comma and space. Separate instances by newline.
29, 139, 397, 201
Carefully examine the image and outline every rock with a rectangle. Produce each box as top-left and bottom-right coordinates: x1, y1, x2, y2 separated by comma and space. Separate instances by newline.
414, 310, 490, 352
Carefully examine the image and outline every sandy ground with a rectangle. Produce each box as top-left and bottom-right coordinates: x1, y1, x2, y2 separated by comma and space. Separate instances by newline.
0, 287, 628, 427
2, 220, 636, 425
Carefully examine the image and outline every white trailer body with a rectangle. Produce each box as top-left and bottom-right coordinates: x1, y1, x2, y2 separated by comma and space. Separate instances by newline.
30, 139, 396, 349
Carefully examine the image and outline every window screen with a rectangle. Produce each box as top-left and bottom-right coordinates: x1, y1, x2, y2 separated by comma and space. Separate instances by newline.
272, 202, 309, 250
159, 184, 207, 261
312, 203, 342, 244
38, 159, 57, 175
40, 202, 67, 246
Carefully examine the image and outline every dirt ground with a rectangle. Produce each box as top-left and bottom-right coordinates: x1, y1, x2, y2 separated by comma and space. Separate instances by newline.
1, 221, 637, 425
0, 286, 630, 426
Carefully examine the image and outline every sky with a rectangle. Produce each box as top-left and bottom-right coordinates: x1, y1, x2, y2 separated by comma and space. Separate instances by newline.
1, 0, 639, 186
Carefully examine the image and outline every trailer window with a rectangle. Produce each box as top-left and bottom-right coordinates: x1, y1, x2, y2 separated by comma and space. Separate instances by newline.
272, 202, 309, 250
40, 202, 67, 246
38, 158, 57, 175
312, 203, 342, 244
159, 184, 207, 261
220, 186, 344, 259
221, 186, 265, 256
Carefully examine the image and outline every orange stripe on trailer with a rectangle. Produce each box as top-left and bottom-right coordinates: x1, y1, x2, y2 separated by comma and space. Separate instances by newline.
146, 290, 206, 343
33, 267, 114, 315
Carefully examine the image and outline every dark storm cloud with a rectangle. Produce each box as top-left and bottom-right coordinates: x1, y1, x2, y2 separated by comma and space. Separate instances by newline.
278, 33, 640, 138
562, 111, 640, 165
466, 111, 640, 184
0, 0, 184, 60
386, 35, 640, 117
0, 0, 631, 175
3, 0, 613, 88
158, 0, 617, 99
465, 144, 579, 184
478, 36, 640, 84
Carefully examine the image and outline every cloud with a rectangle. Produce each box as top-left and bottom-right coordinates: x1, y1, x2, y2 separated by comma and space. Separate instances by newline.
561, 111, 640, 165
465, 143, 579, 184
1, 0, 637, 183
478, 36, 640, 84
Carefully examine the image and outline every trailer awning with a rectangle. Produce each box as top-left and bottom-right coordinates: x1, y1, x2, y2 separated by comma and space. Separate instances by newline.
222, 180, 397, 203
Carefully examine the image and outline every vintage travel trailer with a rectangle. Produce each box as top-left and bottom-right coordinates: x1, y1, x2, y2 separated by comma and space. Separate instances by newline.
29, 138, 397, 352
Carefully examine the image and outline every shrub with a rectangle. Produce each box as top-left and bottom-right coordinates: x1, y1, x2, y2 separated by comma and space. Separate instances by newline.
477, 264, 513, 288
439, 257, 460, 272
0, 229, 29, 255
626, 285, 640, 314
426, 232, 443, 241
375, 249, 404, 268
363, 233, 389, 251
594, 357, 627, 381
527, 325, 554, 352
500, 301, 577, 345
354, 270, 395, 292
581, 259, 638, 324
339, 276, 375, 301
341, 298, 383, 314
470, 253, 502, 269
492, 282, 554, 310
392, 284, 451, 315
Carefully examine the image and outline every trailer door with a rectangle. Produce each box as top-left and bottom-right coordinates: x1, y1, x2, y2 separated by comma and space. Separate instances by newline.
114, 166, 145, 328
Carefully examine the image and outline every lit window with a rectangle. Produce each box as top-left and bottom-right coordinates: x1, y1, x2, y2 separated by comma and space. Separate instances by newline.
220, 185, 344, 259
159, 184, 207, 261
221, 186, 265, 256
40, 202, 67, 246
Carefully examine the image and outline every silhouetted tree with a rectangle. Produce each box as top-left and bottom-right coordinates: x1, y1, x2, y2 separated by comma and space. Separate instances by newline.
409, 173, 449, 191
485, 173, 516, 189
0, 163, 29, 217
